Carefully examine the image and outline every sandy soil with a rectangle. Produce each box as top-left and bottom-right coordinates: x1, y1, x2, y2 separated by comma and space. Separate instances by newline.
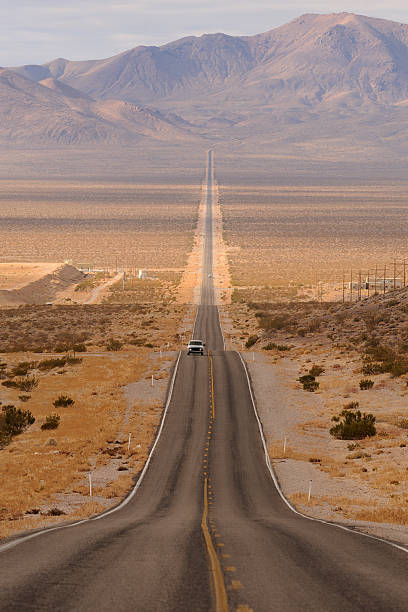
244, 350, 408, 545
0, 263, 61, 290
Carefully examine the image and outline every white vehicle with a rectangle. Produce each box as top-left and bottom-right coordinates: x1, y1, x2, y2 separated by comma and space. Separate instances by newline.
187, 340, 205, 355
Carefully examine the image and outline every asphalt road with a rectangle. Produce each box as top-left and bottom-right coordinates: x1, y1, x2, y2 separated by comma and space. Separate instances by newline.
2, 151, 408, 611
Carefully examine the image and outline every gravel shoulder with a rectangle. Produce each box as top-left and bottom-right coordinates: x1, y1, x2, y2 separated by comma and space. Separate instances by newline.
245, 351, 408, 547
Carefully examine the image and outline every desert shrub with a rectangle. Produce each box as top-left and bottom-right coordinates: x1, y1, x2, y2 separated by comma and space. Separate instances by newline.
298, 374, 319, 392
38, 357, 67, 371
18, 395, 31, 402
65, 356, 82, 365
398, 419, 408, 429
362, 362, 384, 376
389, 359, 408, 378
277, 344, 291, 351
256, 313, 292, 331
309, 365, 325, 377
53, 395, 75, 408
263, 342, 277, 350
72, 343, 87, 352
1, 405, 35, 436
46, 507, 66, 516
1, 379, 18, 388
106, 338, 123, 351
75, 279, 94, 292
11, 361, 37, 377
14, 376, 38, 392
128, 338, 145, 346
245, 335, 258, 348
359, 379, 374, 390
330, 403, 376, 440
41, 414, 61, 430
308, 319, 321, 333
297, 328, 306, 337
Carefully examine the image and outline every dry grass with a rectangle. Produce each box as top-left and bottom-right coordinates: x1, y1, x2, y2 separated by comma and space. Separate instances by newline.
0, 180, 199, 270
220, 184, 408, 288
0, 302, 188, 353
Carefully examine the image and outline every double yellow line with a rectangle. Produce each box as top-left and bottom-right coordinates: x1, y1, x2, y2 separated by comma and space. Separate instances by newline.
201, 478, 228, 612
201, 352, 228, 612
209, 355, 215, 420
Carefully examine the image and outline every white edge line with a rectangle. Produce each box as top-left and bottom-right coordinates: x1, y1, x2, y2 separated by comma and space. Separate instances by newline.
237, 351, 408, 556
216, 307, 226, 351
0, 351, 183, 554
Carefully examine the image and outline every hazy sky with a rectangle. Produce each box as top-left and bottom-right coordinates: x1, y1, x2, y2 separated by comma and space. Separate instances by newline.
3, 0, 408, 66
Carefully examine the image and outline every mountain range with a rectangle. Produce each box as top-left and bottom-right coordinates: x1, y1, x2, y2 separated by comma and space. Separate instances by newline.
4, 12, 408, 148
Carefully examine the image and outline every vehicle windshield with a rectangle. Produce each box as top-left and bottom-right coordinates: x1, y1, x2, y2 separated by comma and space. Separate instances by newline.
189, 341, 203, 345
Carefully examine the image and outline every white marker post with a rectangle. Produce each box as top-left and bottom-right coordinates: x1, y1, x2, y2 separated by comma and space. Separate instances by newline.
252, 352, 255, 361
160, 349, 162, 358
308, 480, 312, 503
283, 436, 287, 456
89, 473, 93, 497
151, 375, 154, 387
128, 432, 132, 451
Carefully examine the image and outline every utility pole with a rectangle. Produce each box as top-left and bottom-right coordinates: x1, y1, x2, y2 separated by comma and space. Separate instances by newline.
393, 260, 397, 291
374, 265, 378, 295
404, 259, 407, 288
384, 265, 387, 295
342, 271, 345, 304
350, 269, 353, 303
367, 270, 370, 298
358, 271, 361, 301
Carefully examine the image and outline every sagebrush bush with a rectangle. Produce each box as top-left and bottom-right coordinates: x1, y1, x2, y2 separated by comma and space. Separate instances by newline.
298, 374, 320, 392
106, 338, 123, 351
53, 395, 75, 408
11, 361, 37, 377
330, 403, 376, 440
245, 335, 258, 348
41, 414, 61, 430
1, 375, 38, 391
0, 405, 35, 437
72, 343, 87, 352
359, 379, 374, 390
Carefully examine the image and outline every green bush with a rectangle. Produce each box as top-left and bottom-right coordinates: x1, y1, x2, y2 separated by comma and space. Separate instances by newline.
106, 338, 123, 351
1, 405, 35, 436
53, 395, 75, 408
263, 342, 277, 350
41, 414, 61, 430
359, 379, 374, 390
330, 403, 376, 440
298, 374, 319, 392
245, 335, 258, 349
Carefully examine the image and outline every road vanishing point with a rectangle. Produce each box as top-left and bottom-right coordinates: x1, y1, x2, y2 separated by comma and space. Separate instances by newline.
2, 152, 408, 611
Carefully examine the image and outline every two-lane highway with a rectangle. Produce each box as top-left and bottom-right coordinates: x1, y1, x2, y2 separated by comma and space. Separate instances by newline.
2, 151, 408, 611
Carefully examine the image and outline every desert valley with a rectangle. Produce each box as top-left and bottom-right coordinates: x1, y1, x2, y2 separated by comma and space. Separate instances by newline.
2, 10, 408, 611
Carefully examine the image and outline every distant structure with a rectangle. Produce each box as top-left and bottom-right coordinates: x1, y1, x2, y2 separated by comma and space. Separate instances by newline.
76, 264, 93, 274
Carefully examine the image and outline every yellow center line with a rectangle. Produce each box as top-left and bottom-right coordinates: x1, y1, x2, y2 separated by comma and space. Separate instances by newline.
201, 478, 228, 612
209, 356, 215, 419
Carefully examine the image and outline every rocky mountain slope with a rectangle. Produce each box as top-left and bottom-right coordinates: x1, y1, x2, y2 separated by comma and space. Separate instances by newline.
5, 12, 408, 146
0, 69, 195, 144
